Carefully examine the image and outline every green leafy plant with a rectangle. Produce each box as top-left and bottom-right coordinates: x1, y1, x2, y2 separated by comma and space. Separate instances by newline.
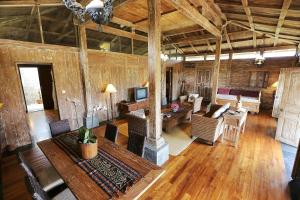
78, 126, 97, 144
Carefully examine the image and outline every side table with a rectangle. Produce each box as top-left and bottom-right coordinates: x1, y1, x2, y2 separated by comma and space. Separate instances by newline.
222, 108, 248, 147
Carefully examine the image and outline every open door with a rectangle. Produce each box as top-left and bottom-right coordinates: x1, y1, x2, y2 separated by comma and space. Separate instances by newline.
275, 68, 300, 147
38, 66, 55, 110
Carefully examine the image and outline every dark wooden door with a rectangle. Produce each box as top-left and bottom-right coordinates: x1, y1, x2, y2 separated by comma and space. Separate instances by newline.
38, 66, 54, 110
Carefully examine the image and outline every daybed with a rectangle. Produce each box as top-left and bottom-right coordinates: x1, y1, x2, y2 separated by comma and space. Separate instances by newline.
216, 88, 261, 113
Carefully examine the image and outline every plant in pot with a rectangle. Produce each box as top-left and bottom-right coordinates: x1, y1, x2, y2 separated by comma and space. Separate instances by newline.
78, 126, 98, 159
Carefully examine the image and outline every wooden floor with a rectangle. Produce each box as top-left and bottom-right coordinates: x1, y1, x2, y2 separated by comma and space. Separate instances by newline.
1, 112, 290, 200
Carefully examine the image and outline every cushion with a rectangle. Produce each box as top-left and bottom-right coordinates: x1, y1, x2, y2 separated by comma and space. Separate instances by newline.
129, 109, 146, 119
242, 90, 259, 98
218, 88, 231, 95
212, 103, 230, 119
229, 89, 242, 96
188, 94, 199, 102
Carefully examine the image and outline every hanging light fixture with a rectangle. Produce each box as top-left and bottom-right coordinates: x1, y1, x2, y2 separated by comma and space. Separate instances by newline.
63, 0, 113, 25
255, 52, 265, 67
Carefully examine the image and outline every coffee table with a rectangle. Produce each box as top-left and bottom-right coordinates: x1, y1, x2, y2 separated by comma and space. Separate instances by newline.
162, 104, 192, 132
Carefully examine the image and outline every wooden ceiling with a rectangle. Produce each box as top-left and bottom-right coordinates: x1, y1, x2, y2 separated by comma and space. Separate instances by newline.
0, 0, 299, 55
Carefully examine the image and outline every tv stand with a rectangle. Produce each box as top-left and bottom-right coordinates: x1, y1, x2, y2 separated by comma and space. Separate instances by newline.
119, 100, 149, 115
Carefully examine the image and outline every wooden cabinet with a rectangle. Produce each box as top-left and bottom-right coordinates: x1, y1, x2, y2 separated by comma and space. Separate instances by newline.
196, 69, 211, 101
119, 100, 149, 115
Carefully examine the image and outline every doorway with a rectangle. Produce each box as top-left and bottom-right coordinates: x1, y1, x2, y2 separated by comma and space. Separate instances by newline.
18, 64, 59, 143
18, 64, 58, 112
166, 67, 173, 104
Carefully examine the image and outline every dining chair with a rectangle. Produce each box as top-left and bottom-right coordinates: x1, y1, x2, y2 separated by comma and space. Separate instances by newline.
127, 132, 146, 157
49, 119, 71, 138
104, 123, 118, 143
24, 175, 76, 200
17, 152, 64, 192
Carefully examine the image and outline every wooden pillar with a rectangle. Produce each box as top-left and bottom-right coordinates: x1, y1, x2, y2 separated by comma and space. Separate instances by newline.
144, 0, 169, 166
78, 24, 92, 122
37, 6, 44, 44
131, 28, 135, 54
211, 36, 222, 103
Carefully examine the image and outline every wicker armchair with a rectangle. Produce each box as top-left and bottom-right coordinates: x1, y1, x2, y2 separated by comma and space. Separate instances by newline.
192, 97, 203, 113
191, 104, 225, 145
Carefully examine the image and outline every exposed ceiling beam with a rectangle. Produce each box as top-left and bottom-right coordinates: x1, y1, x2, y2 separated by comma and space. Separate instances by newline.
224, 27, 232, 50
167, 37, 296, 54
163, 25, 203, 37
274, 0, 292, 46
85, 22, 148, 42
189, 0, 222, 26
169, 0, 221, 37
216, 1, 300, 17
230, 21, 298, 44
111, 16, 148, 33
241, 0, 256, 48
183, 45, 296, 56
164, 30, 252, 45
233, 20, 300, 38
0, 0, 63, 7
164, 34, 214, 45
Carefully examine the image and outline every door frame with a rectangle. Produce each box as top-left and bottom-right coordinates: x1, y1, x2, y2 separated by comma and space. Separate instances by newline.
15, 62, 60, 117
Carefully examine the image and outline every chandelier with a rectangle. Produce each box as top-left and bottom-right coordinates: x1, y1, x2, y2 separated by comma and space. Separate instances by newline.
63, 0, 113, 25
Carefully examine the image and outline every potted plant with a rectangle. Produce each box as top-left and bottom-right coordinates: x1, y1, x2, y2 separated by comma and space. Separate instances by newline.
78, 126, 98, 159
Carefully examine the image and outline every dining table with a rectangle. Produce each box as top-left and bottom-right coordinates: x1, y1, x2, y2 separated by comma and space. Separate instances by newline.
38, 132, 165, 200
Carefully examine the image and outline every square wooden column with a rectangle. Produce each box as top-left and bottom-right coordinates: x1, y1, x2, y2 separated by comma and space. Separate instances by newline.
144, 0, 169, 166
78, 24, 95, 128
211, 36, 222, 103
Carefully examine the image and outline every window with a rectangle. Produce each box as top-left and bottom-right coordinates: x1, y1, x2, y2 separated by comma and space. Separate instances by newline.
169, 56, 183, 61
206, 55, 215, 60
220, 54, 229, 60
185, 56, 205, 61
232, 52, 259, 60
264, 49, 296, 58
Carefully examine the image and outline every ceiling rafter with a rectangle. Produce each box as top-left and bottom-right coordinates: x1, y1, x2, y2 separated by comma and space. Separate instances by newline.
169, 0, 221, 37
241, 0, 256, 48
0, 0, 63, 7
224, 27, 232, 51
274, 0, 292, 46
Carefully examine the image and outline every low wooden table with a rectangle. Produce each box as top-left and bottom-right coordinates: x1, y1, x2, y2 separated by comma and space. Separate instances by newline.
38, 136, 165, 200
162, 104, 192, 132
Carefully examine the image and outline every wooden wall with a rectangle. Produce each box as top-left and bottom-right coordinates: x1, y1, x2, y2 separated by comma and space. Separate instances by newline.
88, 49, 148, 121
183, 56, 298, 109
0, 39, 148, 149
0, 39, 85, 149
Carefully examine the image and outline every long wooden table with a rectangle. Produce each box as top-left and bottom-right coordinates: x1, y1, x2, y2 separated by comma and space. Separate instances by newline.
38, 136, 165, 200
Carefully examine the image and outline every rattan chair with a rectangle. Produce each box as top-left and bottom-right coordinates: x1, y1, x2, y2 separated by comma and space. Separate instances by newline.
18, 152, 64, 192
49, 119, 71, 138
24, 175, 76, 200
104, 123, 118, 143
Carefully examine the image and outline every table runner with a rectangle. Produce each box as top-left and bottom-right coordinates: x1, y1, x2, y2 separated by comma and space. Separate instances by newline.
53, 132, 142, 198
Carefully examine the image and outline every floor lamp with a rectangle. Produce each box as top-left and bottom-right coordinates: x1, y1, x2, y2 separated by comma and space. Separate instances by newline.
105, 84, 117, 121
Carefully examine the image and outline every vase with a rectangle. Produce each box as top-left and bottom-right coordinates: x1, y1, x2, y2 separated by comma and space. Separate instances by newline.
79, 139, 98, 159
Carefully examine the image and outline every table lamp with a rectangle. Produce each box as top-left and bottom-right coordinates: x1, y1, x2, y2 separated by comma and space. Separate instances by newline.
105, 84, 117, 121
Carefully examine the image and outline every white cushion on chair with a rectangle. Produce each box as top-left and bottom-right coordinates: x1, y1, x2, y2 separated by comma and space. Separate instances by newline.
36, 166, 64, 192
188, 94, 199, 102
52, 188, 76, 200
212, 103, 230, 119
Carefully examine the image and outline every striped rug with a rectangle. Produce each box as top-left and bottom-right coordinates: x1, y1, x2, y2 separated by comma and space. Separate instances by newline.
53, 133, 142, 198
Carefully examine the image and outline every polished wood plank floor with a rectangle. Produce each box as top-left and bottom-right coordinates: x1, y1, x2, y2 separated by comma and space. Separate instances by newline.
1, 113, 290, 200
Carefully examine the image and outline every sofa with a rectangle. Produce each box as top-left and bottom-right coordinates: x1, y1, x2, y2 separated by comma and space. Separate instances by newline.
191, 103, 229, 145
216, 88, 261, 113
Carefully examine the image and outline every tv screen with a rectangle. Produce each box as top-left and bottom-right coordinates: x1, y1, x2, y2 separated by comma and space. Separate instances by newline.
135, 87, 148, 101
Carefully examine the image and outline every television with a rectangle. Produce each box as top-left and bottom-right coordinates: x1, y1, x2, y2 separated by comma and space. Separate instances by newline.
134, 87, 148, 102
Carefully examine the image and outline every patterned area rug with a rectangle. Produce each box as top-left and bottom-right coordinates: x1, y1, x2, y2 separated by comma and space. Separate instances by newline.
53, 133, 142, 198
